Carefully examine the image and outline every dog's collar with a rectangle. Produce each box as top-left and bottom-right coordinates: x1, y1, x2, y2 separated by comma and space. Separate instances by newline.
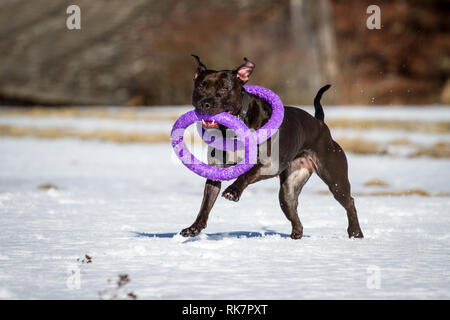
238, 91, 250, 122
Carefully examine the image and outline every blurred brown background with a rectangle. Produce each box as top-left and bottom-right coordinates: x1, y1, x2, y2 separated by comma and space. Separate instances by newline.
0, 0, 448, 106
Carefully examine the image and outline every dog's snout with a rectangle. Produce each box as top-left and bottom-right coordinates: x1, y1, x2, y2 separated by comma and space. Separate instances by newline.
197, 98, 215, 112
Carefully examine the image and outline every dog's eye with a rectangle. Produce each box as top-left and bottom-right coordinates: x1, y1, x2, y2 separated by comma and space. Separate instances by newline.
197, 81, 207, 92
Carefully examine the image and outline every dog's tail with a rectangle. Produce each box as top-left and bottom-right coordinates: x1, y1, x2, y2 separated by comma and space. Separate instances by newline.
314, 84, 331, 121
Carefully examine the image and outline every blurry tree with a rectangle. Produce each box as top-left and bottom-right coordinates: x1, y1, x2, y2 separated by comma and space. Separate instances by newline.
0, 0, 447, 106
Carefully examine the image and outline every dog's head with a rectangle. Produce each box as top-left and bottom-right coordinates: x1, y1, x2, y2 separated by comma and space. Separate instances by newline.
191, 55, 255, 129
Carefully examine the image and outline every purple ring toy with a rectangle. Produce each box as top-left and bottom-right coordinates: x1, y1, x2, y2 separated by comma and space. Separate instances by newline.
171, 85, 284, 181
196, 85, 284, 150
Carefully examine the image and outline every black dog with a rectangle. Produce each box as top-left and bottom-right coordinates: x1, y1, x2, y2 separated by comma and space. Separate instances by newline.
180, 55, 363, 239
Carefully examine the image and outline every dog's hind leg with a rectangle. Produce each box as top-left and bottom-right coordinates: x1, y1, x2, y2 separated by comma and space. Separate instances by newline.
278, 157, 313, 239
314, 140, 364, 238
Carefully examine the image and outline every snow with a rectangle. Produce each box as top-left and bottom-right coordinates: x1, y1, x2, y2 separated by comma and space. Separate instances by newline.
0, 106, 449, 299
0, 116, 173, 133
299, 105, 450, 122
331, 128, 450, 145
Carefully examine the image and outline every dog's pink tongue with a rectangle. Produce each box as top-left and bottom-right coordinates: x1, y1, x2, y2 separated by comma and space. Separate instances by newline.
202, 120, 218, 128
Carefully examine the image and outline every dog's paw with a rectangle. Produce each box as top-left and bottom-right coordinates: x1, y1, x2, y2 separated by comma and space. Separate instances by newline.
348, 227, 364, 239
290, 229, 303, 240
180, 225, 202, 237
222, 185, 242, 202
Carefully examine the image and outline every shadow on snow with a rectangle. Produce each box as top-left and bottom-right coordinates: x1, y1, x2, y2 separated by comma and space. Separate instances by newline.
131, 229, 306, 241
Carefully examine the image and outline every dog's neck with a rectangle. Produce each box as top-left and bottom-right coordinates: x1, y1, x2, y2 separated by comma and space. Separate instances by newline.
239, 91, 272, 130
237, 91, 250, 122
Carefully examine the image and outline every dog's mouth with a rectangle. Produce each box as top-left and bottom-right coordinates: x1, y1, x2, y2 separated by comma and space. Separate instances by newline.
199, 109, 235, 129
201, 119, 219, 129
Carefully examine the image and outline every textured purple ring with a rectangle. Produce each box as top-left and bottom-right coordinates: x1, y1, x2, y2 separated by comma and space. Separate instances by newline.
196, 85, 284, 150
171, 85, 284, 181
171, 111, 257, 181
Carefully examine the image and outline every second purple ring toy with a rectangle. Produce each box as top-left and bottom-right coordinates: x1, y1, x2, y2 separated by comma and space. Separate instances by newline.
196, 85, 284, 151
171, 111, 257, 181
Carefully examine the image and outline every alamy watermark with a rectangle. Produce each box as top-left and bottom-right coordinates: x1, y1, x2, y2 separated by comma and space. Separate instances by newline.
366, 5, 381, 30
66, 265, 81, 290
366, 265, 381, 289
66, 5, 380, 31
66, 5, 81, 30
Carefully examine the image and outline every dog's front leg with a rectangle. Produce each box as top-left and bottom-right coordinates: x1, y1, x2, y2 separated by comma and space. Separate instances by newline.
180, 179, 221, 237
222, 164, 263, 202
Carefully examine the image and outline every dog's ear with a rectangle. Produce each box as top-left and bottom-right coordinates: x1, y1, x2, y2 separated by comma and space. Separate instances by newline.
192, 54, 207, 80
232, 58, 255, 83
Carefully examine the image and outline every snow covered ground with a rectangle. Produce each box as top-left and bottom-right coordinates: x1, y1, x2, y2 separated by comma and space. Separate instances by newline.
0, 106, 449, 299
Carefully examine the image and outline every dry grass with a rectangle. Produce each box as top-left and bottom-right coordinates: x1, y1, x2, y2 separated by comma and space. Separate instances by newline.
77, 254, 92, 264
335, 138, 387, 155
364, 178, 389, 187
335, 137, 450, 158
354, 189, 431, 197
38, 183, 59, 190
412, 142, 450, 158
316, 190, 333, 195
0, 107, 179, 122
390, 138, 414, 146
327, 119, 450, 134
2, 108, 449, 133
99, 274, 137, 300
1, 117, 449, 159
0, 125, 170, 144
